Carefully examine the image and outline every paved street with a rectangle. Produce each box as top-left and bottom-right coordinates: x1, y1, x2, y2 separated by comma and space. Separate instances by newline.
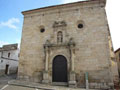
0, 75, 97, 90
1, 85, 94, 90
0, 74, 16, 89
1, 85, 42, 90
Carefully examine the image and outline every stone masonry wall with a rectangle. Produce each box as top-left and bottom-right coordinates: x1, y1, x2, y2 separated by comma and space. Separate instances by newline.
18, 0, 113, 88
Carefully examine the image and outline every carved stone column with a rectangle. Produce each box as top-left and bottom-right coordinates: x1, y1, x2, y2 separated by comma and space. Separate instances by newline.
68, 39, 76, 87
42, 45, 49, 84
45, 46, 49, 71
71, 45, 75, 71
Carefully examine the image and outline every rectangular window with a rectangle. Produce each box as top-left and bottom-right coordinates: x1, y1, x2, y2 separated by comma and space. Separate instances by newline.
8, 53, 10, 58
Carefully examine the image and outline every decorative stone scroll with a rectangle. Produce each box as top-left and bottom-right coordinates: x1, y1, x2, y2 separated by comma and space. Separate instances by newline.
53, 21, 67, 28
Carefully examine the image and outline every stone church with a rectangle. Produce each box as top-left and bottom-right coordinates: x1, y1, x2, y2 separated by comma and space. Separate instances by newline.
18, 0, 116, 89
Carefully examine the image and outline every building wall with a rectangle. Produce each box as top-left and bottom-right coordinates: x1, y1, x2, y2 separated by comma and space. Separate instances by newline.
18, 0, 114, 88
0, 52, 1, 58
111, 60, 119, 84
108, 36, 119, 84
0, 48, 19, 76
2, 50, 19, 60
115, 50, 120, 77
0, 51, 3, 75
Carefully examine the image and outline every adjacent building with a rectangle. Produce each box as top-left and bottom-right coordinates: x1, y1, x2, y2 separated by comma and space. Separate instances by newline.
18, 0, 117, 89
0, 44, 19, 76
115, 48, 120, 77
108, 36, 119, 85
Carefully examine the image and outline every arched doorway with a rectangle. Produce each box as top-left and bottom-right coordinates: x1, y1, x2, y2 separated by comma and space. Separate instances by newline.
52, 55, 68, 82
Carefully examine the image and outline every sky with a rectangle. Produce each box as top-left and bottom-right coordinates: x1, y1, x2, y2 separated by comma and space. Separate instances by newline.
0, 0, 119, 51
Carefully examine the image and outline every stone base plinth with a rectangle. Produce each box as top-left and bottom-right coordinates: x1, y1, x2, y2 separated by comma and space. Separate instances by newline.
42, 79, 49, 84
69, 71, 76, 87
42, 71, 49, 84
89, 82, 114, 89
69, 81, 76, 88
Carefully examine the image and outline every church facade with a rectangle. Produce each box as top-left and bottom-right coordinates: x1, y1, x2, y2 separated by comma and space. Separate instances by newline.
18, 0, 115, 89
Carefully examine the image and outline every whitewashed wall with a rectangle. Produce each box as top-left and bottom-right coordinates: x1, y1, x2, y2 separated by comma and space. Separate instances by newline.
2, 49, 19, 60
0, 49, 19, 75
0, 52, 1, 57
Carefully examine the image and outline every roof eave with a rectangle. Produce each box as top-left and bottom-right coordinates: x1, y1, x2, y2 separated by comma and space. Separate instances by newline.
22, 0, 106, 15
115, 48, 120, 53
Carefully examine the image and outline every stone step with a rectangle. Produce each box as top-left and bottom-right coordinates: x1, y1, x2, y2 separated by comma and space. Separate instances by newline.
8, 80, 97, 90
8, 80, 55, 90
52, 82, 68, 86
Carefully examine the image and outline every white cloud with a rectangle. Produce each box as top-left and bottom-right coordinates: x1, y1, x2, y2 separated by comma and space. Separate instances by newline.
0, 18, 20, 30
62, 0, 86, 3
0, 41, 9, 47
15, 39, 21, 49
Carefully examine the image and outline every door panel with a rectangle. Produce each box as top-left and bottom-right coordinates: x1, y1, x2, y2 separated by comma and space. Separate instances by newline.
52, 55, 68, 82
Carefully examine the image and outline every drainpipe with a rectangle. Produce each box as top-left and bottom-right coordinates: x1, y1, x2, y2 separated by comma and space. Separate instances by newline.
85, 72, 89, 90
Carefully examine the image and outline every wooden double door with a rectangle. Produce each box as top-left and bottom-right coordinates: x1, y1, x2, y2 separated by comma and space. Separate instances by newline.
52, 55, 68, 82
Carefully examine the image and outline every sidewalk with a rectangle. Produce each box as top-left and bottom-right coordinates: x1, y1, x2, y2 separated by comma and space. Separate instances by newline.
7, 80, 97, 90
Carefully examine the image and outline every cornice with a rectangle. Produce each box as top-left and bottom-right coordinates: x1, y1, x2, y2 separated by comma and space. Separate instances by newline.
22, 0, 106, 15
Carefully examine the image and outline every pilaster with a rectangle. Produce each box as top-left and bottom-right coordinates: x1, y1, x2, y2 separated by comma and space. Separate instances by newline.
42, 42, 50, 84
68, 38, 76, 87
